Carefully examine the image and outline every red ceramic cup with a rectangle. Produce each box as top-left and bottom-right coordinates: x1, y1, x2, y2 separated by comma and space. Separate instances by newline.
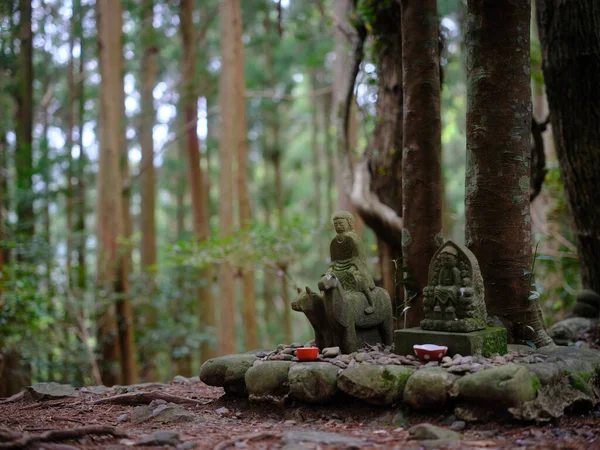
413, 344, 448, 362
296, 347, 319, 361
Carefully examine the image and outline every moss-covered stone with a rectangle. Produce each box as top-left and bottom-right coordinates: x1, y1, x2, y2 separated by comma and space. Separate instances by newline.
338, 364, 414, 406
288, 362, 339, 404
403, 368, 458, 411
457, 364, 537, 407
199, 354, 257, 395
394, 327, 507, 357
244, 361, 293, 400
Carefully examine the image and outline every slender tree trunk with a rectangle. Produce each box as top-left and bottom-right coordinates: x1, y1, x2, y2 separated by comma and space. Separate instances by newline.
118, 13, 137, 387
322, 91, 334, 221
75, 0, 86, 292
400, 0, 442, 328
15, 0, 34, 241
5, 0, 35, 396
96, 0, 138, 385
230, 2, 258, 351
332, 0, 355, 213
262, 12, 291, 343
310, 71, 322, 223
466, 0, 551, 347
219, 0, 238, 355
274, 147, 292, 344
536, 1, 600, 295
139, 0, 159, 380
180, 0, 216, 363
64, 10, 75, 288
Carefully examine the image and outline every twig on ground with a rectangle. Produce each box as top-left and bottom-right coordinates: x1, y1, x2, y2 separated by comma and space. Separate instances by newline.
92, 390, 209, 406
0, 425, 126, 449
214, 432, 281, 450
0, 391, 24, 405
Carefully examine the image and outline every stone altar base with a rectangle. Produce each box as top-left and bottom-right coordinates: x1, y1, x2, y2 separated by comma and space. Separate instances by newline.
394, 327, 507, 357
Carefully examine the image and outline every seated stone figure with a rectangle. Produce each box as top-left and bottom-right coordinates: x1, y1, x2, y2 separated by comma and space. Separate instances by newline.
421, 240, 486, 332
326, 211, 376, 315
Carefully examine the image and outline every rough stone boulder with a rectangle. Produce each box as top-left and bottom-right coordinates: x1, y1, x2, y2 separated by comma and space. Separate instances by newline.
337, 365, 414, 406
288, 362, 339, 404
456, 363, 538, 407
25, 382, 78, 401
199, 354, 257, 395
245, 361, 293, 401
403, 368, 458, 411
408, 423, 460, 446
548, 317, 594, 345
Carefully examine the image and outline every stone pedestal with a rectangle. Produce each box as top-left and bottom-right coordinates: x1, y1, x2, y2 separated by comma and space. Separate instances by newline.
394, 327, 507, 357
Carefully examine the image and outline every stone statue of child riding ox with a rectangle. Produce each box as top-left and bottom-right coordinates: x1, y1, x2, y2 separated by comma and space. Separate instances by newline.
291, 211, 393, 355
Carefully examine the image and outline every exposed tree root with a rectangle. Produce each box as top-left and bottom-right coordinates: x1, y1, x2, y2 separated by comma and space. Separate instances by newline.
214, 431, 281, 450
0, 425, 126, 449
92, 390, 209, 406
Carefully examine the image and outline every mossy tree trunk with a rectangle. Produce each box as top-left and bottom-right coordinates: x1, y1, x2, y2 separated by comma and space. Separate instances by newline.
400, 0, 443, 328
536, 0, 600, 294
365, 1, 404, 313
465, 0, 551, 347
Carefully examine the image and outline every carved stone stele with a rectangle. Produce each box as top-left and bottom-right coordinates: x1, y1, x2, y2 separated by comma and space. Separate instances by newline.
420, 240, 487, 332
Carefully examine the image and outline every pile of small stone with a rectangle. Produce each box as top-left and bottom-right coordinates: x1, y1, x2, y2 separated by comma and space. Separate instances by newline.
255, 343, 549, 375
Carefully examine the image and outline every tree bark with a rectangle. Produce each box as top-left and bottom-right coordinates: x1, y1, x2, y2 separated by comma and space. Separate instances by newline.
466, 0, 551, 347
332, 0, 362, 219
139, 0, 158, 380
400, 0, 442, 327
65, 6, 75, 287
231, 1, 258, 351
355, 1, 404, 311
180, 0, 217, 363
75, 0, 86, 292
536, 0, 600, 295
219, 0, 238, 355
15, 0, 34, 241
96, 0, 139, 385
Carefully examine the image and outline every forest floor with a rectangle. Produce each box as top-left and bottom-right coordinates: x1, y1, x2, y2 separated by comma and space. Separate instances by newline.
0, 379, 599, 450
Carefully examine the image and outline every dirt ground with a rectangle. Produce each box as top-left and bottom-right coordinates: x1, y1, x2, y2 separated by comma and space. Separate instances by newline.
0, 381, 599, 450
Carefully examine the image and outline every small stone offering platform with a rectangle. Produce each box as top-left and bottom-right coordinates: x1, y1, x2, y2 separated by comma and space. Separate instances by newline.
200, 343, 600, 422
394, 327, 507, 357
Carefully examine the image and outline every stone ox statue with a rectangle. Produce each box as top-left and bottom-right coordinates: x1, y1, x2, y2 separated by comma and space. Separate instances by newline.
291, 211, 393, 354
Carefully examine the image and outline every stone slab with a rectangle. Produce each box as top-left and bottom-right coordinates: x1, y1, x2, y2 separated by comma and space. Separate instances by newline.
394, 327, 507, 357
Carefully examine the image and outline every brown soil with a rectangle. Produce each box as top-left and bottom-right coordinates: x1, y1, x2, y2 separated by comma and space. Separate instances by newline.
0, 381, 598, 449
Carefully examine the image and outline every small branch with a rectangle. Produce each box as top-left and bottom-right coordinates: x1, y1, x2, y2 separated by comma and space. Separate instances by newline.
214, 432, 281, 450
0, 426, 126, 449
92, 390, 208, 406
351, 157, 403, 249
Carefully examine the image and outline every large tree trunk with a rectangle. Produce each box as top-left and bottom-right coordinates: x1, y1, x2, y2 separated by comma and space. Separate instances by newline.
180, 0, 216, 363
536, 1, 600, 294
219, 0, 238, 355
400, 0, 442, 328
139, 0, 158, 380
355, 1, 404, 312
231, 1, 258, 351
466, 0, 551, 347
96, 0, 139, 385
